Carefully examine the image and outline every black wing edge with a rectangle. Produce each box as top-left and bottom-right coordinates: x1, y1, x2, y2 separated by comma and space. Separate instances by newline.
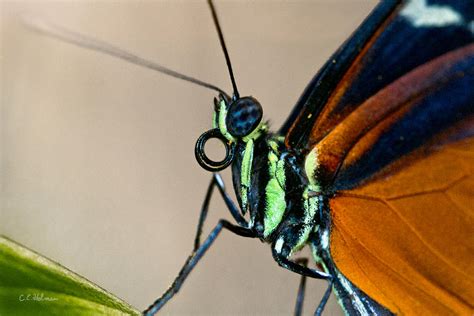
310, 209, 395, 316
280, 0, 400, 149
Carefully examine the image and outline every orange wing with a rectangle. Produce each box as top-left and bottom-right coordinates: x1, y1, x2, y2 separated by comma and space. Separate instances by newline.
329, 137, 474, 315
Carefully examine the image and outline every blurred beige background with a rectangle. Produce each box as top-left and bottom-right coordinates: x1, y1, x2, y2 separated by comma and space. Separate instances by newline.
2, 1, 376, 315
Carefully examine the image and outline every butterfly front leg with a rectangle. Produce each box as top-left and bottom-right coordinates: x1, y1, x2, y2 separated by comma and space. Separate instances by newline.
143, 173, 255, 316
193, 172, 248, 250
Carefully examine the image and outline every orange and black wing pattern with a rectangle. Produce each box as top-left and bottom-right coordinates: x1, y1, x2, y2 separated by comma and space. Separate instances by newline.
330, 135, 474, 315
282, 0, 474, 315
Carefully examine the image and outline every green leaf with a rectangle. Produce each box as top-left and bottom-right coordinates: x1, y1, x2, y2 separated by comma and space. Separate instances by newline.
0, 236, 141, 315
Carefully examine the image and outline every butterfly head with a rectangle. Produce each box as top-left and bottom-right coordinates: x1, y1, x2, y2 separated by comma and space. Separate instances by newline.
195, 93, 267, 172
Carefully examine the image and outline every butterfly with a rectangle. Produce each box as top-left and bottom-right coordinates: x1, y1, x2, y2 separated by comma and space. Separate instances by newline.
19, 0, 474, 315
147, 0, 474, 314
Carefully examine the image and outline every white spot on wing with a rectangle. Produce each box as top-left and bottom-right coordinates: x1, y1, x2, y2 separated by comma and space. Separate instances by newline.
401, 0, 463, 27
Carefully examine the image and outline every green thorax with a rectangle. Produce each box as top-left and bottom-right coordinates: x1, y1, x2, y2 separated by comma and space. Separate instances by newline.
230, 124, 288, 240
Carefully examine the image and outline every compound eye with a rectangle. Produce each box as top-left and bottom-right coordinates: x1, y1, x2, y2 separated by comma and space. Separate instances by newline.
226, 97, 263, 138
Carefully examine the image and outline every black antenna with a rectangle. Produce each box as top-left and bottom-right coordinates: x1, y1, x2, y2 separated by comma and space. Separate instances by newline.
207, 0, 240, 100
23, 16, 227, 95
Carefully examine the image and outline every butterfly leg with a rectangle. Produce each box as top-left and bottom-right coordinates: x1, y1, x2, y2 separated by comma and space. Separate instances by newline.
293, 258, 332, 316
314, 278, 333, 316
144, 173, 251, 315
144, 219, 255, 316
194, 172, 247, 250
294, 258, 308, 316
272, 243, 332, 316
